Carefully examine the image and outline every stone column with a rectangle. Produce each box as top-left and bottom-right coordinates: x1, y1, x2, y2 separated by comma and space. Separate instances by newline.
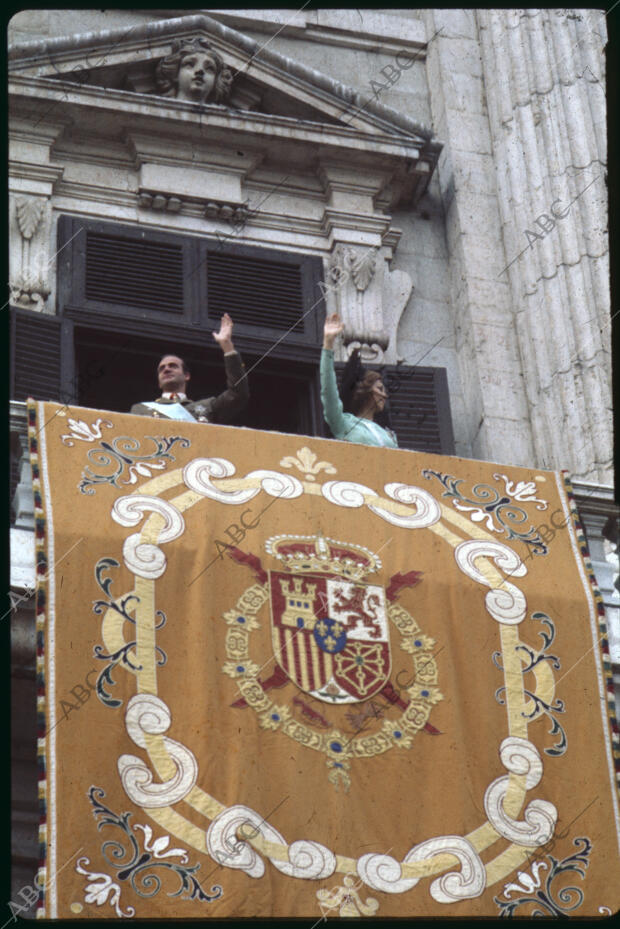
477, 9, 610, 482
422, 10, 535, 467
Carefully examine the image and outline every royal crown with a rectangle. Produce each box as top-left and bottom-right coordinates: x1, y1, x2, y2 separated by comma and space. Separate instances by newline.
265, 533, 380, 580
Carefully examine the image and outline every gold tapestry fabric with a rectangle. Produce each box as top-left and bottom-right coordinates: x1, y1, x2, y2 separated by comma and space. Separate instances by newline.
30, 401, 620, 918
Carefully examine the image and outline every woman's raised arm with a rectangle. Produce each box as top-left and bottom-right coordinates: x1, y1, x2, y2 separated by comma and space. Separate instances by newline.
320, 313, 346, 438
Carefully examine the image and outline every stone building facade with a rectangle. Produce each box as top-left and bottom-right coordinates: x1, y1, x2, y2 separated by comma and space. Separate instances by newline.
8, 8, 617, 911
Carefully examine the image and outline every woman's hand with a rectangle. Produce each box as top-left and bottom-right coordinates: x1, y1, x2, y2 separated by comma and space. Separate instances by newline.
323, 312, 344, 350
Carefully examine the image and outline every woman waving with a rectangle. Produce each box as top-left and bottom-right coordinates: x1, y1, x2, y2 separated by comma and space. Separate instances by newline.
320, 313, 398, 448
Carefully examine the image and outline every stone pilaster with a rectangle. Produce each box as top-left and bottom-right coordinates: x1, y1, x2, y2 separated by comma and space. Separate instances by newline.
422, 10, 535, 466
9, 194, 53, 311
477, 9, 610, 482
9, 113, 66, 313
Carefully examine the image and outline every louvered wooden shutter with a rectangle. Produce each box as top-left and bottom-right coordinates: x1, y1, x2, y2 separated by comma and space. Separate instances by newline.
57, 215, 199, 324
11, 308, 63, 401
85, 230, 185, 314
382, 364, 454, 454
333, 362, 455, 455
206, 250, 304, 332
57, 216, 324, 347
202, 241, 323, 346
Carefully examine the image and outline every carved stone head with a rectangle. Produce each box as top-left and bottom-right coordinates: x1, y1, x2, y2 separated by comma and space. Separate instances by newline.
155, 37, 233, 104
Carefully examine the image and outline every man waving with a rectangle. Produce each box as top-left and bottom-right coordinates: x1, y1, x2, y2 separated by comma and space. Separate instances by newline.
130, 313, 249, 423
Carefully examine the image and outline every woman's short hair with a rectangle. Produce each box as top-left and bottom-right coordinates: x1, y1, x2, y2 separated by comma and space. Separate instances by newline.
350, 370, 383, 414
155, 36, 233, 103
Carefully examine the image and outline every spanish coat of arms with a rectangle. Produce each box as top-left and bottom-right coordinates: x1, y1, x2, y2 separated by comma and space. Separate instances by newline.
222, 533, 442, 790
268, 538, 391, 703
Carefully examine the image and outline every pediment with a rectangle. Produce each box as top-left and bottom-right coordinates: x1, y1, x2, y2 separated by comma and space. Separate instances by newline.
8, 12, 434, 148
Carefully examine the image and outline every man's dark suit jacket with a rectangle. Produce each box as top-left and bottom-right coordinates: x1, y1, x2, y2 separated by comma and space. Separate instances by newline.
130, 351, 249, 423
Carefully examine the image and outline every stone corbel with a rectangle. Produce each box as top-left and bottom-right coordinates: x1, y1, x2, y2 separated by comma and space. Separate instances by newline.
9, 194, 52, 311
204, 201, 249, 225
137, 189, 249, 225
137, 191, 183, 213
325, 243, 412, 364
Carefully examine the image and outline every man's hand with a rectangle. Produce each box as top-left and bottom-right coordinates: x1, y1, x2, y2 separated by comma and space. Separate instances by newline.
213, 312, 234, 353
323, 312, 344, 350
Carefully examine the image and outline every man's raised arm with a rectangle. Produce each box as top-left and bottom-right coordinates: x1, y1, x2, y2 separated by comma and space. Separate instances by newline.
206, 313, 250, 422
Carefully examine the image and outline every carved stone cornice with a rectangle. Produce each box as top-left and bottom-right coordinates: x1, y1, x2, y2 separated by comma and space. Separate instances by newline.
317, 161, 393, 205
9, 112, 68, 197
9, 75, 428, 170
9, 112, 71, 146
127, 130, 263, 175
9, 161, 65, 197
137, 191, 183, 213
571, 480, 618, 520
381, 227, 403, 256
321, 208, 392, 245
9, 12, 439, 215
201, 8, 428, 57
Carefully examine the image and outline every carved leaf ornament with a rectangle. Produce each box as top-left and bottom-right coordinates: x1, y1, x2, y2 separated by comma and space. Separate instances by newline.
16, 197, 45, 240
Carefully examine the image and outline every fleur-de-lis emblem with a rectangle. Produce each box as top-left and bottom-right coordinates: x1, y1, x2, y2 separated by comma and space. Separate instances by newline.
75, 857, 135, 918
493, 472, 549, 509
502, 860, 548, 898
124, 460, 167, 484
280, 447, 337, 482
316, 875, 379, 917
61, 418, 113, 446
133, 824, 189, 862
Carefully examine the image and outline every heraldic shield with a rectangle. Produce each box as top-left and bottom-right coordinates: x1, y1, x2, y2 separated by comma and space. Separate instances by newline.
268, 536, 391, 704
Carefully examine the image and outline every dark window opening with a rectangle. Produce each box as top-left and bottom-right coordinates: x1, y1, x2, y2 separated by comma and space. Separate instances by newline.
73, 328, 322, 437
12, 218, 454, 454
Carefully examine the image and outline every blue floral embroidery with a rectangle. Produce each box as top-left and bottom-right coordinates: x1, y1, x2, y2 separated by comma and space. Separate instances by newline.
422, 469, 548, 555
494, 612, 566, 756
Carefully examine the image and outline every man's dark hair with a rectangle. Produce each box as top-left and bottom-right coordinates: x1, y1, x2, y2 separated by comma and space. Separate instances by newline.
158, 354, 190, 375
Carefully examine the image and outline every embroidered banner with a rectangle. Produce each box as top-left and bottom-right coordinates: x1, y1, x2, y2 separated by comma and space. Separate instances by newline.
30, 401, 620, 918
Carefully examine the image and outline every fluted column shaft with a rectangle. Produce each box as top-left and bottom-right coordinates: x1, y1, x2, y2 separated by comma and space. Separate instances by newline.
478, 8, 610, 482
